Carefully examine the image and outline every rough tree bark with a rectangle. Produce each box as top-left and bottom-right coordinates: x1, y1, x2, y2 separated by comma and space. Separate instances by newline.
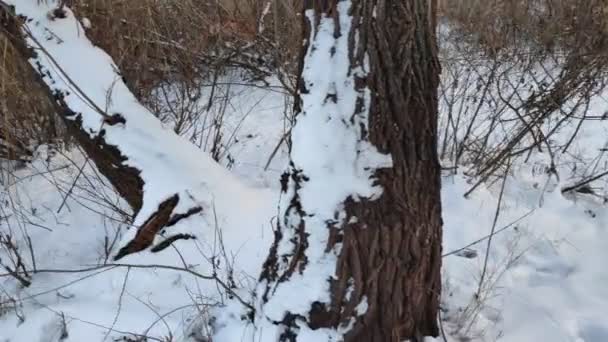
257, 0, 442, 341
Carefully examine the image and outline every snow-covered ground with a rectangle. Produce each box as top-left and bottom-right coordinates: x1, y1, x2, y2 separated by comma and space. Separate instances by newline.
2, 1, 608, 341
4, 136, 608, 342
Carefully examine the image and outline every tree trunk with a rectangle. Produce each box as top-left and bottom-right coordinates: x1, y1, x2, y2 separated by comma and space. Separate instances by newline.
257, 0, 442, 341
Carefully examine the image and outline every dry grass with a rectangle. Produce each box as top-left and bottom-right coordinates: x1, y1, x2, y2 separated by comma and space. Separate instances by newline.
3, 0, 303, 165
67, 0, 302, 102
69, 0, 251, 99
440, 0, 608, 58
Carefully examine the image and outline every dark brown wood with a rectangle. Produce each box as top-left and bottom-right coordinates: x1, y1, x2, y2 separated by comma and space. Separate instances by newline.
114, 194, 180, 260
335, 1, 442, 339
259, 0, 442, 341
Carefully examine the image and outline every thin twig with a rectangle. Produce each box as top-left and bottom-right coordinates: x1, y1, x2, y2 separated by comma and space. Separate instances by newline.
561, 169, 608, 194
477, 160, 510, 298
442, 210, 533, 257
0, 262, 253, 310
103, 267, 130, 342
264, 129, 290, 171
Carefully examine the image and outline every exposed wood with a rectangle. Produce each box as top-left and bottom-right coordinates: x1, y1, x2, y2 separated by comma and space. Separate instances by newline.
114, 195, 180, 260
150, 233, 196, 253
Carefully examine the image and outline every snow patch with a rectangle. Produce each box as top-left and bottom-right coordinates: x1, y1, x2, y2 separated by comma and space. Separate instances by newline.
81, 17, 91, 29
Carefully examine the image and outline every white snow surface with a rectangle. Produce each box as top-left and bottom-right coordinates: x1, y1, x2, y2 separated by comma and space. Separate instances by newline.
0, 1, 608, 342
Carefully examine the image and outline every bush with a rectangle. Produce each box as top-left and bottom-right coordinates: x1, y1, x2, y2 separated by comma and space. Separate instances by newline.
440, 0, 608, 59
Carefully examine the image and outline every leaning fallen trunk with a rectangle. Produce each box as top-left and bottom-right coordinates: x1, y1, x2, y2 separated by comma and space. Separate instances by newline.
0, 1, 240, 260
1, 1, 143, 210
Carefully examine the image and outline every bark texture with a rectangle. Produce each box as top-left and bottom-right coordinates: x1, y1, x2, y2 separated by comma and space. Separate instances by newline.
259, 0, 442, 341
336, 1, 443, 339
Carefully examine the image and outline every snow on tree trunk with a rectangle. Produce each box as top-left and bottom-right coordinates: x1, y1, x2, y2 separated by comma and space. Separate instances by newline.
255, 0, 442, 341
